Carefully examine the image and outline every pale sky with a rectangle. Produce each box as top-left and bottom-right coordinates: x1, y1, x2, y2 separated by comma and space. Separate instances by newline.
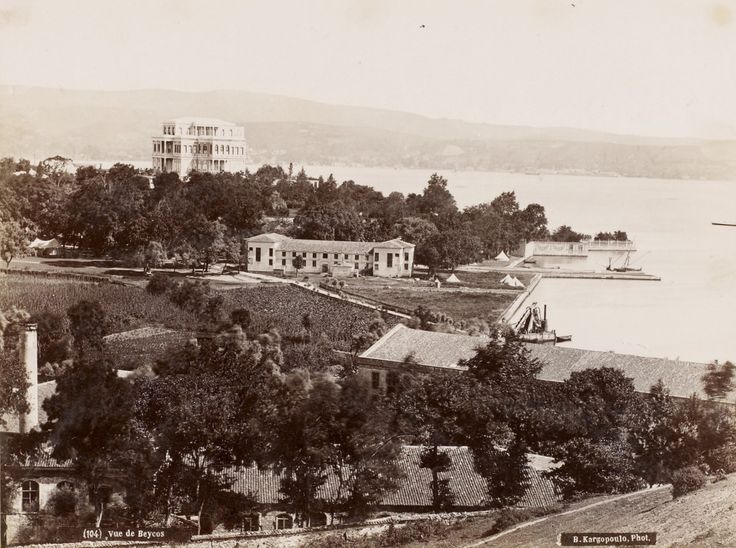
1, 0, 736, 139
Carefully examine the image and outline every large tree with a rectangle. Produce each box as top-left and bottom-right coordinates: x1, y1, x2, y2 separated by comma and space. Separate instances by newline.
0, 308, 32, 426
292, 201, 364, 241
418, 173, 458, 229
459, 330, 544, 506
415, 229, 483, 273
0, 219, 28, 268
43, 355, 135, 526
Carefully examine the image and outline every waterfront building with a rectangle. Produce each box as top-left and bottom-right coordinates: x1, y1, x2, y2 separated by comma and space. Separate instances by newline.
245, 233, 415, 278
151, 117, 247, 175
356, 324, 732, 403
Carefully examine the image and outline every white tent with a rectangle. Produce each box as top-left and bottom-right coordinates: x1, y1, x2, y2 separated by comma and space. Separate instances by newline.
495, 251, 510, 261
445, 273, 461, 283
28, 238, 62, 257
500, 274, 514, 285
510, 276, 525, 288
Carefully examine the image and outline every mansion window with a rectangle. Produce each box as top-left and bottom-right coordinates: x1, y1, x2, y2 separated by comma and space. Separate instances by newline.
275, 514, 292, 530
374, 253, 379, 261
312, 260, 316, 267
282, 259, 286, 266
323, 253, 328, 259
405, 252, 409, 261
22, 480, 40, 513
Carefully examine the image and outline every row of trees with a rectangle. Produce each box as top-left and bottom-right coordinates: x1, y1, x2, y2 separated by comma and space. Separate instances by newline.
1, 157, 610, 273
4, 301, 735, 534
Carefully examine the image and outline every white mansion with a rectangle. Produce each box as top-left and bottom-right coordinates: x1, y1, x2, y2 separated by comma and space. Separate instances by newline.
152, 117, 247, 175
246, 233, 415, 278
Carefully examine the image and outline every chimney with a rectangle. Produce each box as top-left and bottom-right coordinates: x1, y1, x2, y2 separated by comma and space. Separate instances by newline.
18, 323, 38, 434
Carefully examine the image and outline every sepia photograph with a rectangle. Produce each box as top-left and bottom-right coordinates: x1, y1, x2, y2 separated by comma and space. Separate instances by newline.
1, 1, 735, 546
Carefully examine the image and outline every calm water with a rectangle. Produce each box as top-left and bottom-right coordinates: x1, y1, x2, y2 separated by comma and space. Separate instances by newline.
111, 161, 735, 362
300, 165, 736, 363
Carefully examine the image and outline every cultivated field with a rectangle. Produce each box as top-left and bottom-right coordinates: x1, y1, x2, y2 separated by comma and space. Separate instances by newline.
222, 284, 400, 350
0, 274, 198, 332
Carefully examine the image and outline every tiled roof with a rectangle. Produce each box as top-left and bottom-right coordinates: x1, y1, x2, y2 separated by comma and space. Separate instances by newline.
526, 345, 725, 401
219, 446, 559, 509
373, 239, 415, 249
281, 239, 375, 255
246, 233, 291, 244
7, 447, 74, 470
358, 326, 730, 402
361, 325, 488, 370
246, 234, 414, 255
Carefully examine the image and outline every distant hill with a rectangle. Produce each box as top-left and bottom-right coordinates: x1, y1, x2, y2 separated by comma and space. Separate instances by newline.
2, 86, 736, 179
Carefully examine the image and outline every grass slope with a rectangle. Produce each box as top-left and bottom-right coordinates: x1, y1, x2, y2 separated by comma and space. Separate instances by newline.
451, 477, 736, 548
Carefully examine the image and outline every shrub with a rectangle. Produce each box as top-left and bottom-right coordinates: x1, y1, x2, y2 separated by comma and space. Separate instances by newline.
146, 272, 175, 295
671, 466, 707, 498
45, 485, 80, 516
380, 520, 451, 545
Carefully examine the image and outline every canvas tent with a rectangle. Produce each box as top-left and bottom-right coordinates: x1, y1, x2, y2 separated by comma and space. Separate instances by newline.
510, 276, 525, 288
495, 251, 510, 261
500, 274, 513, 285
445, 273, 461, 283
28, 238, 62, 257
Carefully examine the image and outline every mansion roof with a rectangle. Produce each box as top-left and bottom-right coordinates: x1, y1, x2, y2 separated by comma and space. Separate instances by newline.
358, 325, 732, 402
246, 233, 415, 255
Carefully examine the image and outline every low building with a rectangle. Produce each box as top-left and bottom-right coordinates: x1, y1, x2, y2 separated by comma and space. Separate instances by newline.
28, 238, 62, 257
152, 117, 247, 175
356, 324, 733, 403
213, 445, 559, 531
5, 446, 558, 538
245, 233, 415, 278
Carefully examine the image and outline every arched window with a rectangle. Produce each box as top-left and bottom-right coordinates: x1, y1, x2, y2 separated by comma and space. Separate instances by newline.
22, 480, 40, 513
275, 513, 292, 530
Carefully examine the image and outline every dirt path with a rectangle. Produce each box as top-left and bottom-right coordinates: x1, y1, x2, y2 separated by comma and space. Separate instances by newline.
460, 476, 736, 548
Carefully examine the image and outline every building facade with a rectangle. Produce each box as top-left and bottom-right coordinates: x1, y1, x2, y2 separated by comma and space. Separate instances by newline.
152, 117, 247, 175
245, 233, 415, 278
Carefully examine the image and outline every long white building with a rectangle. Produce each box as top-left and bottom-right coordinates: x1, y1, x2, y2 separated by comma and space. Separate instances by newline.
246, 233, 415, 278
152, 117, 247, 175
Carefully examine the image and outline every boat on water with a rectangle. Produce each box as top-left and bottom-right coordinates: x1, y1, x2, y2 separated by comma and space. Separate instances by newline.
712, 222, 736, 227
523, 256, 537, 264
513, 302, 571, 345
606, 252, 642, 273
